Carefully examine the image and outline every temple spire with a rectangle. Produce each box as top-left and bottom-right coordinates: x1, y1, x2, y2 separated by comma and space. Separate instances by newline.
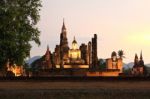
72, 36, 77, 44
134, 53, 138, 65
63, 18, 65, 24
140, 50, 143, 60
135, 53, 138, 59
62, 18, 66, 30
47, 45, 49, 50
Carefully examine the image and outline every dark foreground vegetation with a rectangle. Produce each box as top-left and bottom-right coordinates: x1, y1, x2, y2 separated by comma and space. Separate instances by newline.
0, 89, 150, 99
1, 76, 150, 81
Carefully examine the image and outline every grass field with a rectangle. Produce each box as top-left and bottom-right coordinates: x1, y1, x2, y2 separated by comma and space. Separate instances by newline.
0, 79, 150, 99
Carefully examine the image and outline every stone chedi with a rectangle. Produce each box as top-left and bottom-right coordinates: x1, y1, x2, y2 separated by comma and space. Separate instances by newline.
60, 19, 69, 67
42, 45, 52, 69
53, 45, 60, 66
132, 52, 145, 76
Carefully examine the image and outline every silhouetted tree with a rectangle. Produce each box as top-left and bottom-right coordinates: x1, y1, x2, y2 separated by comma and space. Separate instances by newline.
0, 0, 42, 68
123, 67, 132, 75
118, 50, 125, 59
98, 59, 106, 70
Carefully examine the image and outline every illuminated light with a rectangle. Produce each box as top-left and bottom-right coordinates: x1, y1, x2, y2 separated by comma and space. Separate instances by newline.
56, 65, 60, 68
7, 64, 23, 77
69, 37, 81, 59
64, 65, 89, 68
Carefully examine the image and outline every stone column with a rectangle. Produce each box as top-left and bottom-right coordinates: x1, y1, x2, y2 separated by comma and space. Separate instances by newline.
92, 34, 98, 70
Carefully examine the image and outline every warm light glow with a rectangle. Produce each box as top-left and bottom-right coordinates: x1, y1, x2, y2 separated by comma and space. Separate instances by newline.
69, 50, 81, 59
69, 37, 81, 59
64, 65, 89, 68
7, 64, 23, 77
126, 33, 150, 45
72, 43, 78, 49
143, 34, 150, 41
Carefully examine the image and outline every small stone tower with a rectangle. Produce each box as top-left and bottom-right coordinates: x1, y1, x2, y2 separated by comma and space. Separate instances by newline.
60, 19, 69, 68
44, 45, 52, 69
132, 52, 145, 76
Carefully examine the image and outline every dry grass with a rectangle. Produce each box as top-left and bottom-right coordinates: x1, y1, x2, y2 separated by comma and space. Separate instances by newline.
0, 81, 150, 99
0, 81, 150, 90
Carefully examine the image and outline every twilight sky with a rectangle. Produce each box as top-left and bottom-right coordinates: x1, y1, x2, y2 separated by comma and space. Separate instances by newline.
30, 0, 150, 64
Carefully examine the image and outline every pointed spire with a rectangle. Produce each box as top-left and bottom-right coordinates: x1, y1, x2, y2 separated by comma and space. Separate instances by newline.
45, 45, 50, 61
62, 18, 66, 30
47, 45, 49, 50
134, 53, 138, 65
135, 53, 138, 59
46, 45, 50, 54
63, 18, 65, 24
72, 36, 77, 44
140, 50, 143, 60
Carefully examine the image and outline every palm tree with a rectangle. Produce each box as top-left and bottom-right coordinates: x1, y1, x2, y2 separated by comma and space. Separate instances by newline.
118, 50, 125, 59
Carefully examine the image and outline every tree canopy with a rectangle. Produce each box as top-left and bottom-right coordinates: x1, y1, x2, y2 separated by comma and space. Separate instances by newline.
0, 0, 41, 68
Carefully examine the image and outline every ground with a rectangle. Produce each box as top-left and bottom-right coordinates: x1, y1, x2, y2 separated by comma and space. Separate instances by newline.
0, 78, 150, 99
